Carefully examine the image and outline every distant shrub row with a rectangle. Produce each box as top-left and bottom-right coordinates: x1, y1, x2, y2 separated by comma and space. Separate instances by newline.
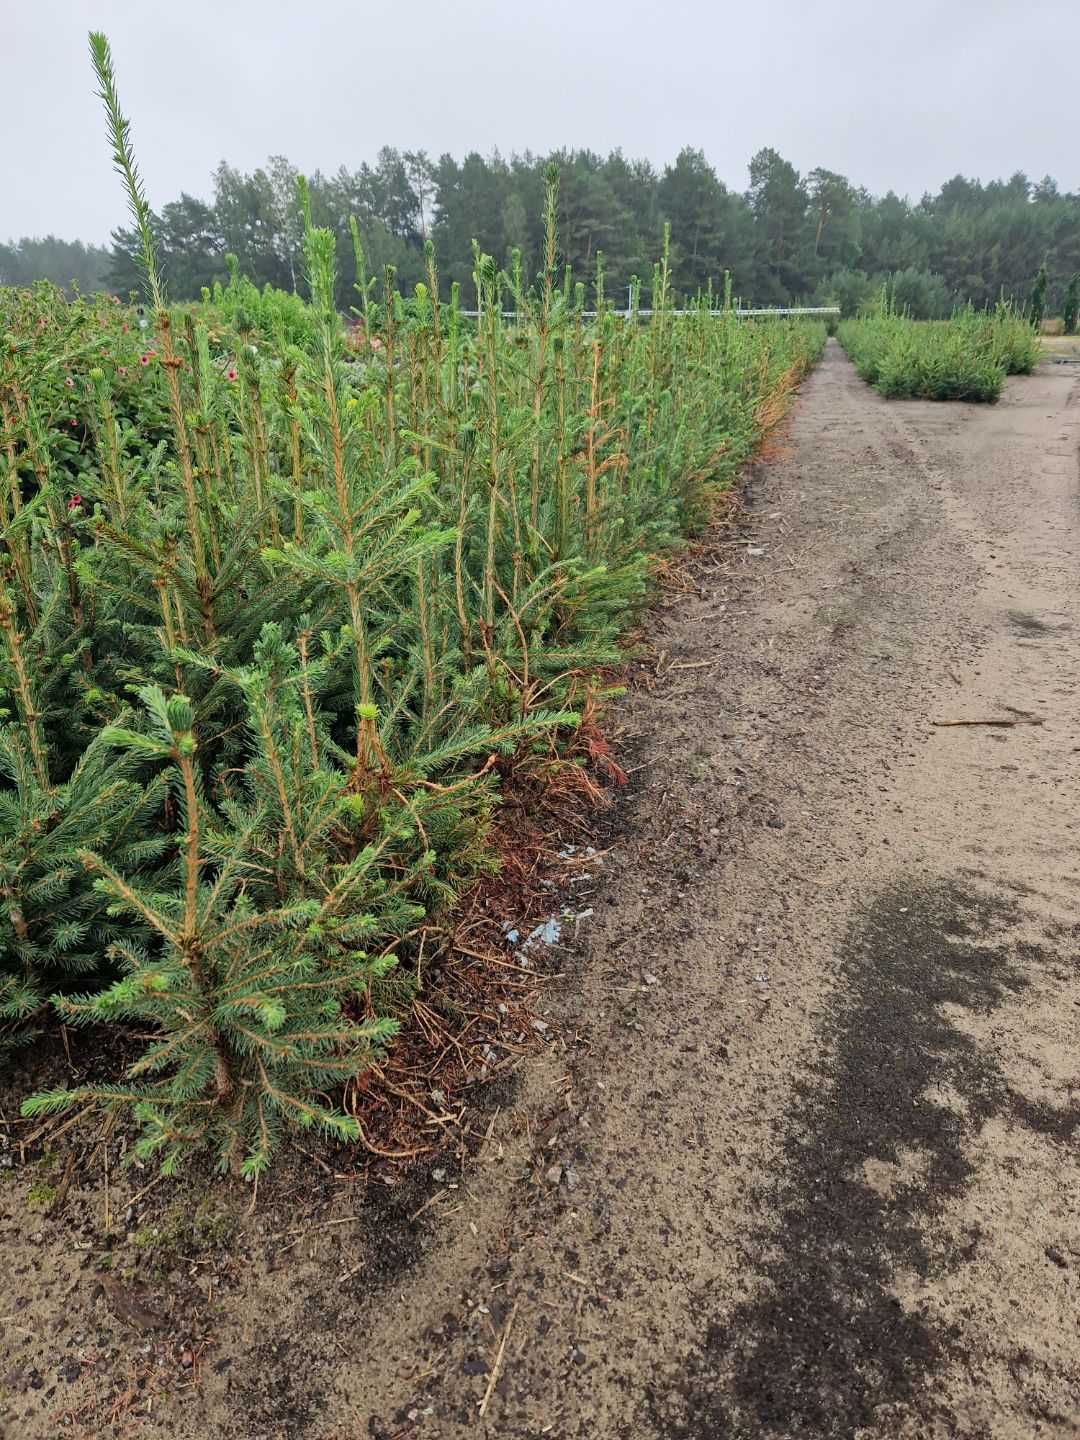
838, 304, 1040, 403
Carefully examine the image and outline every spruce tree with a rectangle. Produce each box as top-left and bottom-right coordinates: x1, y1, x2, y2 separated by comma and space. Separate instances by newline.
0, 718, 165, 1047
1029, 263, 1048, 330
1063, 273, 1080, 336
23, 646, 410, 1176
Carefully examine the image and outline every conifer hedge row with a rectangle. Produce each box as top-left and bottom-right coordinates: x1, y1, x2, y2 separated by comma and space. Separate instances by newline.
0, 34, 824, 1175
838, 302, 1040, 402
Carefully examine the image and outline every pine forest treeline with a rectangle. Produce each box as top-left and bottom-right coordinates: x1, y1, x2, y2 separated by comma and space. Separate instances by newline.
8, 148, 1080, 318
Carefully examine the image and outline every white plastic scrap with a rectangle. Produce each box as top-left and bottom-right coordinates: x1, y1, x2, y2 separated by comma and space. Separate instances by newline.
526, 917, 562, 947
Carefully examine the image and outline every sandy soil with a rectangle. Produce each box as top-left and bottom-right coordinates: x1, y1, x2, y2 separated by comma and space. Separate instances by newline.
2, 339, 1078, 1439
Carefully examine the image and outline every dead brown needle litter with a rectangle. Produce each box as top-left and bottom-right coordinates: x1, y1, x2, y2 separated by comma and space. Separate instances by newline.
478, 1299, 519, 1418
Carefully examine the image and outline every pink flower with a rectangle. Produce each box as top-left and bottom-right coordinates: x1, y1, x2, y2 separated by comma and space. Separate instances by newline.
118, 366, 127, 376
64, 376, 74, 388
69, 418, 77, 428
121, 324, 129, 333
226, 367, 238, 382
140, 353, 151, 365
68, 494, 83, 510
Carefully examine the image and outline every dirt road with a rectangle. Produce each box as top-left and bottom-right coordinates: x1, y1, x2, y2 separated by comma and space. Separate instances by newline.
7, 340, 1077, 1440
311, 338, 1080, 1440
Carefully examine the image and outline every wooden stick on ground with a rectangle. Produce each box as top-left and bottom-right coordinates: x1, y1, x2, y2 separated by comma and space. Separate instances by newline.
478, 1299, 519, 1418
931, 716, 1045, 727
49, 1152, 77, 1215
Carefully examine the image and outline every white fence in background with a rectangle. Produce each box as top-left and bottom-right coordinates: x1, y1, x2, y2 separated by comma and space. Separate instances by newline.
457, 305, 840, 319
729, 306, 839, 317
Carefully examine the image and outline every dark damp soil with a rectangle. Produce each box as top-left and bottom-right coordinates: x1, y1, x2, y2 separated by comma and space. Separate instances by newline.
1008, 610, 1055, 636
649, 876, 1057, 1439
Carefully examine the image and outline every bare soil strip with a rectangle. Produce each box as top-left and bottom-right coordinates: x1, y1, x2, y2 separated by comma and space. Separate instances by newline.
4, 340, 1079, 1439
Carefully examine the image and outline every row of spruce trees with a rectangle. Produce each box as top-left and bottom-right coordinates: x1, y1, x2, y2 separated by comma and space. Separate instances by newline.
0, 35, 825, 1176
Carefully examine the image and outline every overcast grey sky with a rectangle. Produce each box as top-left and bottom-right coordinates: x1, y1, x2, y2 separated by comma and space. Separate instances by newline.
7, 0, 1080, 243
